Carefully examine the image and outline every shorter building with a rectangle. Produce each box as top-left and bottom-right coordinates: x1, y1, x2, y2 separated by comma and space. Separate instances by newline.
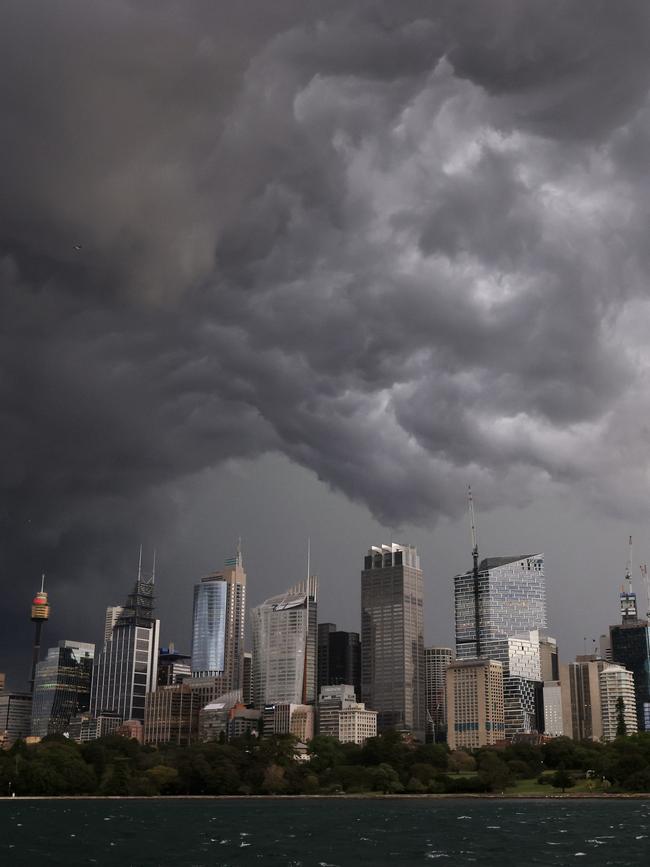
263, 703, 315, 741
337, 706, 377, 744
446, 658, 505, 750
0, 693, 32, 747
68, 713, 122, 743
144, 684, 200, 746
600, 665, 638, 742
425, 646, 453, 742
542, 681, 564, 737
318, 684, 358, 737
157, 645, 192, 687
539, 635, 559, 682
31, 640, 95, 738
228, 705, 261, 740
198, 690, 244, 742
0, 673, 5, 692
115, 719, 144, 743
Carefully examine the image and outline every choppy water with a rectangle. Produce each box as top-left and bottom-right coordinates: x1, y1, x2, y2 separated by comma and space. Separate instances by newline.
0, 798, 649, 866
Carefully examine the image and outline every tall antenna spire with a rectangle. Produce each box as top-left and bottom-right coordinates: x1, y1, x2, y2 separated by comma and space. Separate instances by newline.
40, 573, 45, 593
626, 535, 633, 591
468, 486, 481, 657
138, 544, 143, 582
151, 549, 156, 583
237, 535, 243, 567
307, 536, 311, 582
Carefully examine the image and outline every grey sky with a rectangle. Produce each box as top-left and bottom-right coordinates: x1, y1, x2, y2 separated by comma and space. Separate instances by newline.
2, 1, 650, 686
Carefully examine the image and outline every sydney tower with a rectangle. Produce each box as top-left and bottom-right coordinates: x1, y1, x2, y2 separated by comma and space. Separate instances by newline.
29, 575, 50, 694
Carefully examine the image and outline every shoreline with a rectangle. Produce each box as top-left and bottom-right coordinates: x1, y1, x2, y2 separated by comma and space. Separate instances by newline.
1, 792, 650, 801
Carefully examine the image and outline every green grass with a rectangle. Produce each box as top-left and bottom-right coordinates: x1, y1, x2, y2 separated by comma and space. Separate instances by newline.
506, 775, 599, 795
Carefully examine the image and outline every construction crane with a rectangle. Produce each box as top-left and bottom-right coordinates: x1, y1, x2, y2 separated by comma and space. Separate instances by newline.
620, 535, 638, 622
468, 486, 481, 656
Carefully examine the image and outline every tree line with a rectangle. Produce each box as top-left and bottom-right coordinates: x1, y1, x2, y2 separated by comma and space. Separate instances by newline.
3, 730, 650, 796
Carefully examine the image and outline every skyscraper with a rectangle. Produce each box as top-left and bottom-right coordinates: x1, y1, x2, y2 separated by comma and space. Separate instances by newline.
157, 645, 192, 687
609, 617, 650, 731
191, 547, 246, 692
559, 655, 607, 741
31, 640, 95, 737
600, 664, 638, 741
425, 646, 454, 742
361, 543, 425, 736
446, 658, 505, 750
90, 565, 160, 725
0, 693, 32, 747
455, 555, 547, 660
29, 575, 50, 694
251, 576, 318, 707
317, 623, 361, 698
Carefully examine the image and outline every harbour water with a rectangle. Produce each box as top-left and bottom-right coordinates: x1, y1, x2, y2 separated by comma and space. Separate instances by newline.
0, 797, 648, 866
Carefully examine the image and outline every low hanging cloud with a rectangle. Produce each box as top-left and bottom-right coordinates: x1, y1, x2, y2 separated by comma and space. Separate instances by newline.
2, 0, 650, 608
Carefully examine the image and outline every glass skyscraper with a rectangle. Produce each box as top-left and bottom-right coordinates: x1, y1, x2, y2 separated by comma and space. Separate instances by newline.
31, 640, 95, 737
455, 554, 547, 659
610, 619, 650, 731
251, 576, 318, 707
190, 549, 246, 691
317, 623, 361, 698
361, 543, 425, 737
90, 571, 160, 725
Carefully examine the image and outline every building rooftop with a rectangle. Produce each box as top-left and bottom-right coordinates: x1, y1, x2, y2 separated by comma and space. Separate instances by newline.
478, 556, 533, 571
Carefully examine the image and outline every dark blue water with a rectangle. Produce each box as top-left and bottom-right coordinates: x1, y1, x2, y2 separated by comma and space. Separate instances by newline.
0, 798, 648, 866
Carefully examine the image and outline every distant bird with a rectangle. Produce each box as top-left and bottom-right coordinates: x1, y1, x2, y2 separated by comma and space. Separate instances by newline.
73, 244, 82, 251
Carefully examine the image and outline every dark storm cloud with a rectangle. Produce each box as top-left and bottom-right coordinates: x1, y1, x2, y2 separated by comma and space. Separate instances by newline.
3, 0, 650, 678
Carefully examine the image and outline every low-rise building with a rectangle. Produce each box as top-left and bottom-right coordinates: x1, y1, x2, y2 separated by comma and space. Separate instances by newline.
263, 703, 315, 741
0, 693, 32, 747
144, 684, 200, 746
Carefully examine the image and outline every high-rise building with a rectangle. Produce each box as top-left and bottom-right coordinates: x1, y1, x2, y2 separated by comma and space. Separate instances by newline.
317, 684, 377, 744
610, 619, 650, 732
542, 681, 564, 736
361, 543, 425, 737
425, 646, 453, 742
446, 658, 505, 750
318, 623, 361, 698
30, 640, 95, 738
144, 684, 200, 746
455, 555, 547, 660
90, 567, 160, 726
539, 635, 559, 682
242, 651, 253, 705
251, 576, 318, 707
262, 703, 315, 741
157, 645, 192, 687
559, 656, 607, 741
0, 673, 6, 692
29, 575, 50, 694
0, 693, 32, 746
600, 664, 638, 741
191, 548, 246, 696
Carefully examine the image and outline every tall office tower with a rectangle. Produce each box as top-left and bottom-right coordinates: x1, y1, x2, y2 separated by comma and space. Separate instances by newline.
31, 640, 95, 737
317, 623, 336, 693
425, 646, 454, 742
600, 664, 638, 741
144, 683, 200, 746
491, 631, 543, 739
251, 576, 318, 707
29, 575, 50, 694
90, 566, 160, 725
0, 693, 32, 746
318, 623, 361, 698
361, 543, 425, 737
610, 616, 650, 731
104, 607, 124, 645
0, 673, 5, 692
191, 548, 247, 693
539, 635, 559, 681
446, 658, 505, 750
242, 651, 253, 705
559, 656, 607, 741
455, 555, 547, 660
157, 646, 192, 687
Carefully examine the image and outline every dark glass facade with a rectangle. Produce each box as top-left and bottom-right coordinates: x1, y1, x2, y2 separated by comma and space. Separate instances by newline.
318, 623, 361, 698
31, 641, 95, 737
610, 620, 650, 731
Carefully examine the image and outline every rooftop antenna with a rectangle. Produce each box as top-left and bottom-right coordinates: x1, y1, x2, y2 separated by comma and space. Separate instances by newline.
237, 535, 243, 567
40, 573, 45, 593
640, 563, 650, 620
151, 549, 156, 583
625, 535, 633, 593
137, 544, 143, 582
307, 536, 311, 582
468, 486, 481, 656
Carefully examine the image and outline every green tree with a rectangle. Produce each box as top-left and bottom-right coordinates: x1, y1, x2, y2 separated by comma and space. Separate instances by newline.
145, 765, 179, 795
477, 752, 511, 792
616, 696, 627, 737
262, 763, 287, 794
369, 762, 404, 793
448, 750, 476, 774
550, 764, 574, 793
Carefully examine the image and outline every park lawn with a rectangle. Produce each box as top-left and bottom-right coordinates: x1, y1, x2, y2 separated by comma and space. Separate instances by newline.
506, 776, 596, 795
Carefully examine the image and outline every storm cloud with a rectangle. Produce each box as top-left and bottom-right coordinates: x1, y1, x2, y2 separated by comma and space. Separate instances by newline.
3, 1, 650, 681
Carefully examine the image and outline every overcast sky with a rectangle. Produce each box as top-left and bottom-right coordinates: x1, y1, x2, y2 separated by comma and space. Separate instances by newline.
3, 1, 650, 688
